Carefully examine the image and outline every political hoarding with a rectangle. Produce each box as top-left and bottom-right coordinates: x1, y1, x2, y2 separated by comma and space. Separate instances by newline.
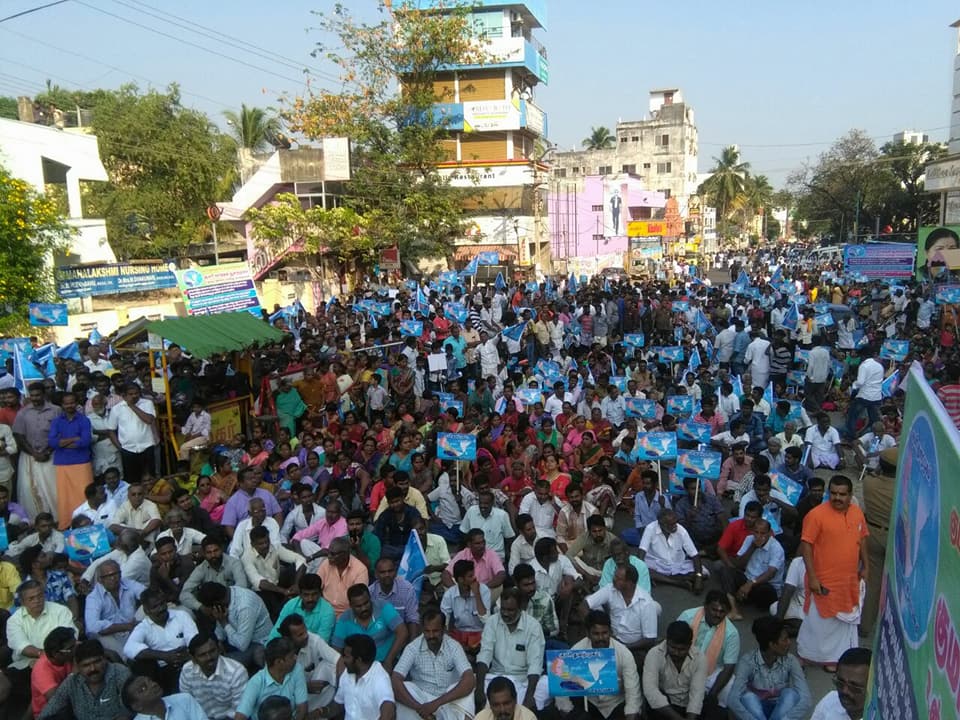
634, 432, 678, 461
625, 397, 657, 420
676, 450, 723, 480
864, 363, 960, 719
917, 226, 960, 282
177, 263, 261, 316
28, 303, 68, 326
843, 244, 916, 280
436, 433, 478, 461
880, 340, 910, 362
546, 648, 619, 697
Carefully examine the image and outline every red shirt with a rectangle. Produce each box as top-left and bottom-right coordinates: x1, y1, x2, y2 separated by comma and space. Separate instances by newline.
718, 518, 752, 559
937, 384, 960, 432
0, 406, 16, 427
31, 654, 72, 716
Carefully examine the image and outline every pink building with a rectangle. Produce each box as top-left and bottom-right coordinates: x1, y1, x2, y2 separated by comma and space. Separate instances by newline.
549, 174, 667, 259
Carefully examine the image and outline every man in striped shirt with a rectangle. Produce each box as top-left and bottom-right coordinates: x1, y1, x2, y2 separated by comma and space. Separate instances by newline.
937, 364, 960, 432
179, 634, 248, 720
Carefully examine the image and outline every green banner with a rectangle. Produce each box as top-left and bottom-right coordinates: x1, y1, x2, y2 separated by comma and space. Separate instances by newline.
865, 363, 959, 719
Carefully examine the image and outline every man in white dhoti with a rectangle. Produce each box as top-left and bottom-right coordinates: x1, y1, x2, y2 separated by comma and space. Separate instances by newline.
11, 382, 59, 520
391, 609, 476, 720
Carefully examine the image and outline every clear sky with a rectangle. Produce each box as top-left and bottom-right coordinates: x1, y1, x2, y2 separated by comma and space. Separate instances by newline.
1, 0, 957, 187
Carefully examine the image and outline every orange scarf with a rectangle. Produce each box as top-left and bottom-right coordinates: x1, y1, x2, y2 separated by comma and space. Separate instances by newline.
689, 608, 727, 675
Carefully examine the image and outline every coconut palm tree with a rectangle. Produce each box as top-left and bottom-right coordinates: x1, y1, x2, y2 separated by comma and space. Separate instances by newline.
582, 126, 616, 150
736, 174, 774, 240
222, 104, 281, 152
698, 145, 750, 236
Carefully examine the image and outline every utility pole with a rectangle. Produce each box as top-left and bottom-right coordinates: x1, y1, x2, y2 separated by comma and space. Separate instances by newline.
206, 205, 222, 264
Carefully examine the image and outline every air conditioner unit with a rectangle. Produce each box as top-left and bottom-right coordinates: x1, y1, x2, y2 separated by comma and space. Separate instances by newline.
510, 11, 522, 23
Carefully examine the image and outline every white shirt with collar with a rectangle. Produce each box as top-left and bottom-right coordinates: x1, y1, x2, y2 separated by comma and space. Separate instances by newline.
123, 608, 199, 664
334, 661, 395, 720
585, 584, 660, 646
530, 555, 581, 596
639, 522, 699, 576
852, 357, 884, 402
228, 517, 282, 558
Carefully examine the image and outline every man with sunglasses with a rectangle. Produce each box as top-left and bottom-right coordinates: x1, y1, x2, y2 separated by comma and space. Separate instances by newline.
810, 648, 871, 720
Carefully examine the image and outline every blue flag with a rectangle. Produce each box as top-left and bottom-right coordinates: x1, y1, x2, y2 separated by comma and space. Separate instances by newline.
416, 286, 430, 312
732, 375, 744, 397
764, 381, 774, 408
325, 295, 337, 313
568, 273, 578, 294
770, 266, 783, 283
494, 273, 506, 291
694, 309, 714, 335
782, 303, 799, 332
603, 277, 611, 292
398, 529, 427, 598
13, 344, 43, 393
502, 322, 527, 343
88, 327, 102, 345
881, 370, 900, 398
737, 269, 751, 287
687, 348, 701, 373
55, 342, 82, 363
462, 255, 479, 277
33, 343, 57, 378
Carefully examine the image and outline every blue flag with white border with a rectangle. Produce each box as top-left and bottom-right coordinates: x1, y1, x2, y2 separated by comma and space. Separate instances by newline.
397, 530, 427, 598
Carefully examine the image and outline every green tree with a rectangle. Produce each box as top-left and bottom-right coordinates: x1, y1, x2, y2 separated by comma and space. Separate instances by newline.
0, 96, 18, 120
879, 139, 947, 233
222, 104, 281, 152
35, 84, 237, 259
0, 165, 72, 334
284, 1, 490, 263
582, 126, 616, 150
698, 145, 750, 238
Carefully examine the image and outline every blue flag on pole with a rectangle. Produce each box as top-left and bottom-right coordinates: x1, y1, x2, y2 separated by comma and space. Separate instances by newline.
55, 342, 82, 363
494, 273, 506, 291
502, 322, 527, 343
737, 270, 751, 287
462, 255, 479, 277
770, 266, 783, 283
13, 344, 43, 392
694, 309, 714, 335
33, 343, 57, 378
782, 303, 799, 332
397, 529, 427, 598
568, 274, 578, 294
687, 348, 701, 373
881, 370, 900, 398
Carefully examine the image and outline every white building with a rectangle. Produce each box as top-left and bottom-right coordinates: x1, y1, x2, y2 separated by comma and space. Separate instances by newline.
894, 130, 930, 146
552, 89, 699, 214
0, 118, 114, 264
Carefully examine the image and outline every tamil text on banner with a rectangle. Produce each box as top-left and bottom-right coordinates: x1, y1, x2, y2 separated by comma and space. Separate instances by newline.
208, 400, 244, 445
28, 303, 68, 326
864, 362, 960, 719
56, 261, 178, 298
436, 433, 478, 461
177, 263, 262, 316
843, 244, 917, 280
546, 648, 619, 697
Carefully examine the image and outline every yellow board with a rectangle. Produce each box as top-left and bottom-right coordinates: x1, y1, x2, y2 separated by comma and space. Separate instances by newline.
209, 401, 243, 445
627, 220, 668, 237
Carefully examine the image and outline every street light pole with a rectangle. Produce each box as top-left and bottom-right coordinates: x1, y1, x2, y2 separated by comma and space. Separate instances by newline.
206, 205, 223, 264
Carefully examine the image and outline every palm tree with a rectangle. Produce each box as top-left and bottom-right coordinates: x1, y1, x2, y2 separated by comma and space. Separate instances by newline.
736, 174, 774, 240
582, 126, 616, 150
222, 104, 281, 152
698, 145, 750, 237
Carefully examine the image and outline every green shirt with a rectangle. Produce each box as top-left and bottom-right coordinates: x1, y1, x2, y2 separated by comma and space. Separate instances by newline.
269, 595, 336, 643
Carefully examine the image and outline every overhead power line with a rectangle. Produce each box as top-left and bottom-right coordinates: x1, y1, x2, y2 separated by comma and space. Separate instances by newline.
0, 0, 70, 24
75, 0, 311, 88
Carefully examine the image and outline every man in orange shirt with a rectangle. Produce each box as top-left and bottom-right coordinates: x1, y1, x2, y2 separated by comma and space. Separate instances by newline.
30, 627, 76, 717
317, 536, 369, 617
797, 475, 868, 670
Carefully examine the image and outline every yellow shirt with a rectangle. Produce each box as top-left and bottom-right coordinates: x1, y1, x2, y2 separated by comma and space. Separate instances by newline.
0, 561, 21, 610
374, 487, 429, 520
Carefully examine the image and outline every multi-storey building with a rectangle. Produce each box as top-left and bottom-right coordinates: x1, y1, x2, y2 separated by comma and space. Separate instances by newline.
417, 0, 550, 271
551, 88, 699, 216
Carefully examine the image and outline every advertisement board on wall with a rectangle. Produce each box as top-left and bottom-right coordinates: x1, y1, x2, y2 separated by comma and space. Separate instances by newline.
463, 100, 521, 132
176, 263, 262, 316
627, 221, 667, 238
56, 262, 178, 298
603, 178, 627, 238
843, 244, 916, 279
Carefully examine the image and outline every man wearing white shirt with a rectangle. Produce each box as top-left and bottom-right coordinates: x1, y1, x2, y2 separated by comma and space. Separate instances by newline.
529, 537, 580, 597
805, 413, 843, 470
600, 385, 627, 428
83, 345, 114, 374
108, 384, 157, 484
638, 511, 705, 592
507, 515, 539, 575
844, 347, 884, 440
228, 506, 283, 558
177, 401, 211, 461
123, 588, 198, 692
327, 633, 395, 720
584, 564, 660, 653
73, 482, 118, 526
459, 491, 514, 561
810, 647, 870, 720
717, 519, 785, 621
277, 613, 340, 710
83, 529, 153, 585
517, 482, 557, 539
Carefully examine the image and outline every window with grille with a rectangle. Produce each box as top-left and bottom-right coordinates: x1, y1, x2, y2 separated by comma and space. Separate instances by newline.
598, 165, 612, 175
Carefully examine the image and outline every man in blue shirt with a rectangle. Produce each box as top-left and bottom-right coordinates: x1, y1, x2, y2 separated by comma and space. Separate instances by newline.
47, 391, 94, 529
331, 584, 408, 670
121, 674, 209, 720
716, 519, 785, 621
222, 468, 283, 539
729, 399, 767, 455
85, 559, 145, 657
234, 638, 308, 720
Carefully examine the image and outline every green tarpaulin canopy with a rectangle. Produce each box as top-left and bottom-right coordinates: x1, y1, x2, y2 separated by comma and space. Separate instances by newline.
145, 313, 286, 359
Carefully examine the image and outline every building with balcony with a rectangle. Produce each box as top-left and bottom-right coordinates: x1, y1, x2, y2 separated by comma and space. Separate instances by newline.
0, 117, 114, 265
551, 88, 699, 229
414, 0, 551, 271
